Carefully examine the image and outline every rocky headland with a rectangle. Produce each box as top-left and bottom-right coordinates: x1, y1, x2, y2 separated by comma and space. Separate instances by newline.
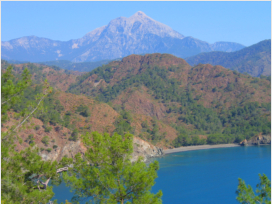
239, 134, 271, 146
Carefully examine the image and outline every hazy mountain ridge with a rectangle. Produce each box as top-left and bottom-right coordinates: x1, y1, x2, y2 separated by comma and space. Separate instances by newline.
185, 39, 271, 77
2, 11, 245, 63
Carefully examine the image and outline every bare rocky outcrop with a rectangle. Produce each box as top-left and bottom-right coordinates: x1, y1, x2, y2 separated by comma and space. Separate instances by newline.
239, 139, 248, 146
239, 134, 271, 146
248, 134, 271, 145
132, 137, 164, 162
39, 137, 163, 162
39, 140, 86, 161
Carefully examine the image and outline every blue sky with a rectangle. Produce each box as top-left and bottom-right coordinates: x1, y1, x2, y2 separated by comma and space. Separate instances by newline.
1, 1, 271, 46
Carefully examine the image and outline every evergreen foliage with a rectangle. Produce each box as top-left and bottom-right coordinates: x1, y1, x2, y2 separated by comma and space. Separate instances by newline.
69, 128, 79, 141
139, 119, 164, 144
1, 66, 62, 203
114, 110, 134, 135
63, 132, 162, 204
1, 65, 31, 123
236, 174, 271, 204
76, 105, 91, 117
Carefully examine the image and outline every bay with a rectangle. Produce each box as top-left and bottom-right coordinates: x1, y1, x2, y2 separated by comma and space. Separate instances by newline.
51, 145, 271, 203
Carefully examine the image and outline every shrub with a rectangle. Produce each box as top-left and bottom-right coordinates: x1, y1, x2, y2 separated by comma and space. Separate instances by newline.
212, 87, 217, 92
28, 134, 34, 140
44, 126, 52, 132
41, 136, 49, 146
141, 120, 149, 129
53, 145, 58, 149
225, 83, 234, 92
27, 134, 34, 144
34, 125, 40, 130
251, 78, 259, 83
76, 105, 91, 117
69, 129, 79, 141
46, 148, 52, 153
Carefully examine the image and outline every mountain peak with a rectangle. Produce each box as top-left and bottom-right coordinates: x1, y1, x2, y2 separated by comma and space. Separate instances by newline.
132, 11, 148, 18
129, 11, 153, 22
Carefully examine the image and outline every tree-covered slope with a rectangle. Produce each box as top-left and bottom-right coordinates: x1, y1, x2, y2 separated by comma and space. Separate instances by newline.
68, 53, 271, 147
1, 61, 176, 152
185, 39, 271, 77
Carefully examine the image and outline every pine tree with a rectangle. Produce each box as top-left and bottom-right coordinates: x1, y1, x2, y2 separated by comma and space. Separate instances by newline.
63, 131, 163, 204
1, 65, 63, 204
236, 174, 271, 204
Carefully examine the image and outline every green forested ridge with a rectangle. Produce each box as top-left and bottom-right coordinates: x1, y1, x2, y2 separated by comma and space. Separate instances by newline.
185, 39, 271, 77
68, 54, 271, 147
2, 54, 271, 148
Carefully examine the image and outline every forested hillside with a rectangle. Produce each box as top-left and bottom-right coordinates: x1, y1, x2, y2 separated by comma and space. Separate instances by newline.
68, 53, 271, 147
2, 54, 271, 149
1, 61, 168, 158
185, 39, 271, 77
1, 62, 162, 204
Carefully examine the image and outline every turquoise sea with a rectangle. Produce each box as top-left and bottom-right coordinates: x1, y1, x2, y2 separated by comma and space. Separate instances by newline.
51, 145, 271, 203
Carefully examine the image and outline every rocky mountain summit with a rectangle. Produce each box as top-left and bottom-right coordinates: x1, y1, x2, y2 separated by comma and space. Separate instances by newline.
2, 11, 245, 62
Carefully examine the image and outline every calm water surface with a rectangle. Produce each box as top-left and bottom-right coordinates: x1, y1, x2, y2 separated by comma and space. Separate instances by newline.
52, 145, 271, 204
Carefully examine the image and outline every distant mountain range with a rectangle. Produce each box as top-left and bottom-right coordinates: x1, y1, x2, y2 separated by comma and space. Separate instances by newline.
186, 39, 271, 77
2, 11, 245, 63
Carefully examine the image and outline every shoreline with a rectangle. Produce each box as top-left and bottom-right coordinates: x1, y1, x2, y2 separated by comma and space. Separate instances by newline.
164, 144, 241, 154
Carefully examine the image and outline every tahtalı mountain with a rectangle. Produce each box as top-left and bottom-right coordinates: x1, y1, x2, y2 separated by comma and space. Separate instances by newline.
2, 11, 245, 63
186, 39, 271, 77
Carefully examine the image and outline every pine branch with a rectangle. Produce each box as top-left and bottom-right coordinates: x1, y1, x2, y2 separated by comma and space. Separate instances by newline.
13, 94, 46, 132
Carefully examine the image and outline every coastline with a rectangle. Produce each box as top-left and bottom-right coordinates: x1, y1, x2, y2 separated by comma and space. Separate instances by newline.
164, 143, 241, 154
